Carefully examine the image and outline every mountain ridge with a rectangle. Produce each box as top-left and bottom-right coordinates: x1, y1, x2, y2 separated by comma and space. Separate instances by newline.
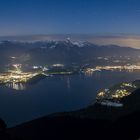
0, 40, 139, 67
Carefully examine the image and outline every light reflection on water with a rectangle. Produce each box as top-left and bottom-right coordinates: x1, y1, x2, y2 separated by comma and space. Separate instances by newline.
5, 83, 26, 90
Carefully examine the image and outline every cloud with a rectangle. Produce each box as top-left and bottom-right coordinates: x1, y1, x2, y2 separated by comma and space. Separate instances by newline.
88, 35, 140, 49
0, 34, 140, 49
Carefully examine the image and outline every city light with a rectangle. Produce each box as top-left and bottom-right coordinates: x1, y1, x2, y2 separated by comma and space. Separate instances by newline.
84, 65, 140, 75
0, 64, 42, 84
96, 81, 139, 107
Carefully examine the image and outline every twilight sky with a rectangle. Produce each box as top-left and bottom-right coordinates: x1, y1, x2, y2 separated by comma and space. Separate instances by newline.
0, 0, 140, 35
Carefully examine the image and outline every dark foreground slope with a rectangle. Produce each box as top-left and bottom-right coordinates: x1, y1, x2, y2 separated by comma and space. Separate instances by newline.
1, 89, 140, 140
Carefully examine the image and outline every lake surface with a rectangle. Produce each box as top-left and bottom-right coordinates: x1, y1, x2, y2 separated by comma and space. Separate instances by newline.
0, 71, 140, 127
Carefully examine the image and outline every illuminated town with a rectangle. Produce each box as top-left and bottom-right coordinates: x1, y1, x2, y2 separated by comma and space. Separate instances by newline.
0, 63, 75, 90
84, 64, 140, 75
0, 64, 46, 86
96, 81, 140, 107
0, 71, 40, 84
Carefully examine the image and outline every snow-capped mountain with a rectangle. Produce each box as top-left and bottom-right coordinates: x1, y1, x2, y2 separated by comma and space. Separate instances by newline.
0, 40, 139, 66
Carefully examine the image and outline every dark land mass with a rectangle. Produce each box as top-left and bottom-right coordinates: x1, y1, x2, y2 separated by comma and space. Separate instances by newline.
0, 88, 140, 140
27, 74, 47, 85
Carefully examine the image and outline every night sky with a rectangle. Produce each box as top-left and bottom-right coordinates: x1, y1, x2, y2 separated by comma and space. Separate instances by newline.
0, 0, 140, 35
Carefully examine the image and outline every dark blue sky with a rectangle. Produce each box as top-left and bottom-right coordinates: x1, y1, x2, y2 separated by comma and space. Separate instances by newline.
0, 0, 140, 35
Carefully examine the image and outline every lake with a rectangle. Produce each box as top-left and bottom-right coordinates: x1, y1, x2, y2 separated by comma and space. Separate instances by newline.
0, 71, 140, 127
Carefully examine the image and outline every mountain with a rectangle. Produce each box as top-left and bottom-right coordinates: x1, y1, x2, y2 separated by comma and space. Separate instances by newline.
0, 40, 140, 67
26, 41, 140, 65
